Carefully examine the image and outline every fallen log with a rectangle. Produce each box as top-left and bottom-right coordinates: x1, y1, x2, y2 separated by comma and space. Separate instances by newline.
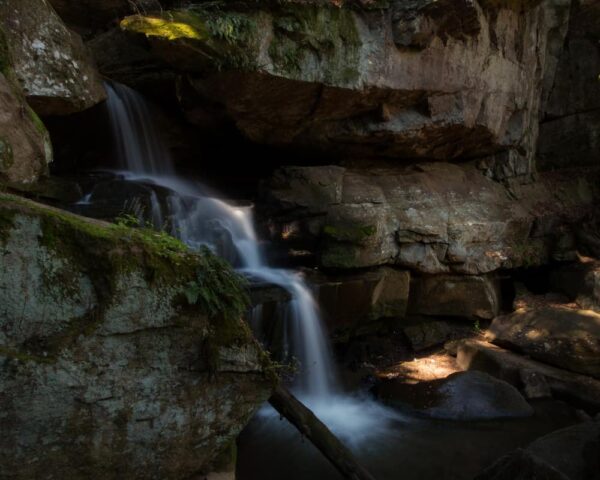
269, 386, 376, 480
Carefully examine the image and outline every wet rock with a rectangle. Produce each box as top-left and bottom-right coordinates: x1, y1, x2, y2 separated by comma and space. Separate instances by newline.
377, 371, 534, 420
487, 306, 600, 379
263, 164, 599, 273
409, 274, 501, 319
109, 0, 569, 164
474, 449, 571, 480
0, 193, 272, 479
0, 0, 105, 116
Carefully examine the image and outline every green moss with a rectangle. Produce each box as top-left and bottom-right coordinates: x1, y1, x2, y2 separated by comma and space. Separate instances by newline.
0, 138, 14, 172
0, 192, 246, 317
268, 5, 361, 85
323, 223, 376, 243
184, 246, 250, 321
27, 106, 49, 136
0, 193, 272, 382
121, 14, 207, 41
0, 26, 10, 76
121, 8, 261, 71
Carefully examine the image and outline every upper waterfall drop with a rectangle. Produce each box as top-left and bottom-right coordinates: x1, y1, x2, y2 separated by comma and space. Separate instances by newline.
102, 81, 340, 400
105, 82, 174, 176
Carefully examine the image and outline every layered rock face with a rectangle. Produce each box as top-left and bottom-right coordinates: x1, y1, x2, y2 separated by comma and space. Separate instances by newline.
263, 164, 598, 273
99, 0, 569, 171
0, 194, 272, 479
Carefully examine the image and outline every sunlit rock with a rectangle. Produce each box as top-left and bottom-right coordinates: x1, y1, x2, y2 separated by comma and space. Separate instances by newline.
487, 305, 600, 379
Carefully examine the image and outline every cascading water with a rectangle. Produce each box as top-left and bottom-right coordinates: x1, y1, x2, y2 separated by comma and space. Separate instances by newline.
101, 82, 339, 400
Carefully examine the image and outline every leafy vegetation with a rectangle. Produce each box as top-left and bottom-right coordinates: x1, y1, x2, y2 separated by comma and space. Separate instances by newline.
184, 246, 250, 320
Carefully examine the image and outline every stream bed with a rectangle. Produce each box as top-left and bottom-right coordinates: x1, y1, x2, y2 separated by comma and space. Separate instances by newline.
238, 396, 579, 480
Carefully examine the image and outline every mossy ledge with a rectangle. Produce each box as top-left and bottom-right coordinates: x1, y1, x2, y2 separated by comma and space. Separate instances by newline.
0, 193, 259, 363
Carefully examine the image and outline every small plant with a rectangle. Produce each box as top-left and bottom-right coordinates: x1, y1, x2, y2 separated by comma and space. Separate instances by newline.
184, 246, 250, 320
473, 319, 481, 333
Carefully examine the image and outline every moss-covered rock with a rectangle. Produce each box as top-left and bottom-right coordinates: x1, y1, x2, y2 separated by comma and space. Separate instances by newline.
0, 193, 273, 479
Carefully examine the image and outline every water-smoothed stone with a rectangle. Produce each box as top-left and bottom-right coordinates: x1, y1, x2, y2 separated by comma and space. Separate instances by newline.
0, 0, 105, 115
376, 371, 533, 420
0, 193, 272, 479
262, 164, 599, 273
487, 305, 600, 379
101, 0, 570, 165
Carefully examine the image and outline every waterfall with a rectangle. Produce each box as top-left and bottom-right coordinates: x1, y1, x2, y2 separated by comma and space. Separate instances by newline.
102, 82, 339, 400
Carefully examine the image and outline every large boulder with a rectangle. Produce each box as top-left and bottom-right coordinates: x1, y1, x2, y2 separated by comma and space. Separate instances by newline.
0, 0, 105, 116
0, 193, 273, 479
376, 371, 534, 420
261, 163, 598, 273
100, 0, 570, 165
487, 306, 600, 379
0, 29, 52, 184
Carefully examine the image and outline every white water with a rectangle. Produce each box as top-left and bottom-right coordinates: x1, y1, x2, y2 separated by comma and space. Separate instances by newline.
95, 83, 409, 454
103, 82, 339, 400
